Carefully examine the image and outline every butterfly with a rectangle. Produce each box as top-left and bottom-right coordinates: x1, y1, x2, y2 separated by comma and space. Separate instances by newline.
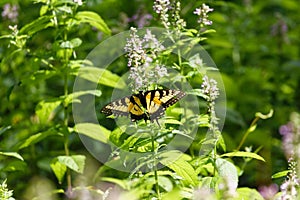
101, 89, 186, 123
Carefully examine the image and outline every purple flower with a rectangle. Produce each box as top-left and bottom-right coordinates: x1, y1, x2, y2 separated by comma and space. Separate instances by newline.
2, 3, 19, 23
258, 184, 278, 200
279, 112, 300, 158
279, 123, 294, 158
129, 13, 153, 28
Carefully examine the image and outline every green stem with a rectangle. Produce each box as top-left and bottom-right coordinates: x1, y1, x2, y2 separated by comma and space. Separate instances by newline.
63, 72, 72, 195
151, 135, 161, 199
62, 25, 72, 194
236, 116, 259, 151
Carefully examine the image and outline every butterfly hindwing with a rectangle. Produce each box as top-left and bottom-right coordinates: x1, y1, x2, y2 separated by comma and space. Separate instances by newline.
101, 89, 186, 122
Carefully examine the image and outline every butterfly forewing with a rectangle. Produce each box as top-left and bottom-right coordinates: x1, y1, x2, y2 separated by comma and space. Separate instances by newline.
101, 96, 131, 117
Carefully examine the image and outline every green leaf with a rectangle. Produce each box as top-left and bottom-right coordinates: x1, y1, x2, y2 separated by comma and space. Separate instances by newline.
75, 11, 111, 35
60, 38, 82, 49
200, 177, 219, 189
70, 155, 86, 173
20, 16, 53, 35
158, 176, 173, 192
216, 158, 238, 191
57, 155, 86, 173
160, 151, 198, 186
234, 187, 264, 200
22, 70, 57, 84
109, 126, 126, 146
63, 89, 101, 105
2, 160, 27, 172
255, 109, 274, 119
220, 151, 265, 162
74, 123, 110, 143
35, 99, 62, 124
164, 118, 183, 125
101, 177, 128, 189
272, 170, 291, 179
51, 158, 67, 184
40, 5, 49, 16
19, 128, 62, 149
0, 152, 24, 161
0, 126, 11, 136
77, 67, 126, 89
187, 89, 209, 99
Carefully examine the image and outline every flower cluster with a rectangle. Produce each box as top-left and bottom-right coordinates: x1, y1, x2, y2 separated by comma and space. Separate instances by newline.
201, 75, 219, 102
124, 28, 168, 92
170, 0, 186, 31
153, 0, 186, 31
200, 75, 220, 128
193, 3, 214, 26
1, 3, 19, 23
153, 0, 171, 29
124, 27, 147, 67
279, 112, 300, 159
143, 29, 165, 56
280, 158, 299, 199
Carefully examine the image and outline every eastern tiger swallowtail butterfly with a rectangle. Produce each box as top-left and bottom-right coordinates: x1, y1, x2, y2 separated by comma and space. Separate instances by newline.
101, 89, 185, 122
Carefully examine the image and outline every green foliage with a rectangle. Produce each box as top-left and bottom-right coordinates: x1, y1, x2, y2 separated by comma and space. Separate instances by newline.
0, 0, 299, 199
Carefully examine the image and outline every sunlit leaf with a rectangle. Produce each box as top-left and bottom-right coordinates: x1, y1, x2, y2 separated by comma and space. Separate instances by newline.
0, 152, 24, 161
20, 16, 53, 35
75, 11, 111, 35
74, 123, 110, 143
160, 151, 198, 186
57, 155, 86, 173
77, 67, 126, 89
101, 177, 128, 189
216, 158, 238, 191
63, 90, 101, 105
51, 158, 67, 184
272, 170, 291, 179
35, 99, 62, 124
220, 151, 265, 162
158, 176, 173, 192
234, 187, 264, 200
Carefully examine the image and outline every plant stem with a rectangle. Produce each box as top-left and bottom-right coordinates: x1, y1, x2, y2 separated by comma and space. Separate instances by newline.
236, 116, 259, 151
63, 72, 72, 195
151, 134, 161, 199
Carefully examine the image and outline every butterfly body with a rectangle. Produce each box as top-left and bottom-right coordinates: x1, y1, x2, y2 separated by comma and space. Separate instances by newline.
101, 89, 185, 122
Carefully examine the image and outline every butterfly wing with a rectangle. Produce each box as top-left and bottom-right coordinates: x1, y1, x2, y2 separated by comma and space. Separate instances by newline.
101, 95, 147, 122
128, 95, 148, 122
101, 96, 131, 117
145, 90, 186, 121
